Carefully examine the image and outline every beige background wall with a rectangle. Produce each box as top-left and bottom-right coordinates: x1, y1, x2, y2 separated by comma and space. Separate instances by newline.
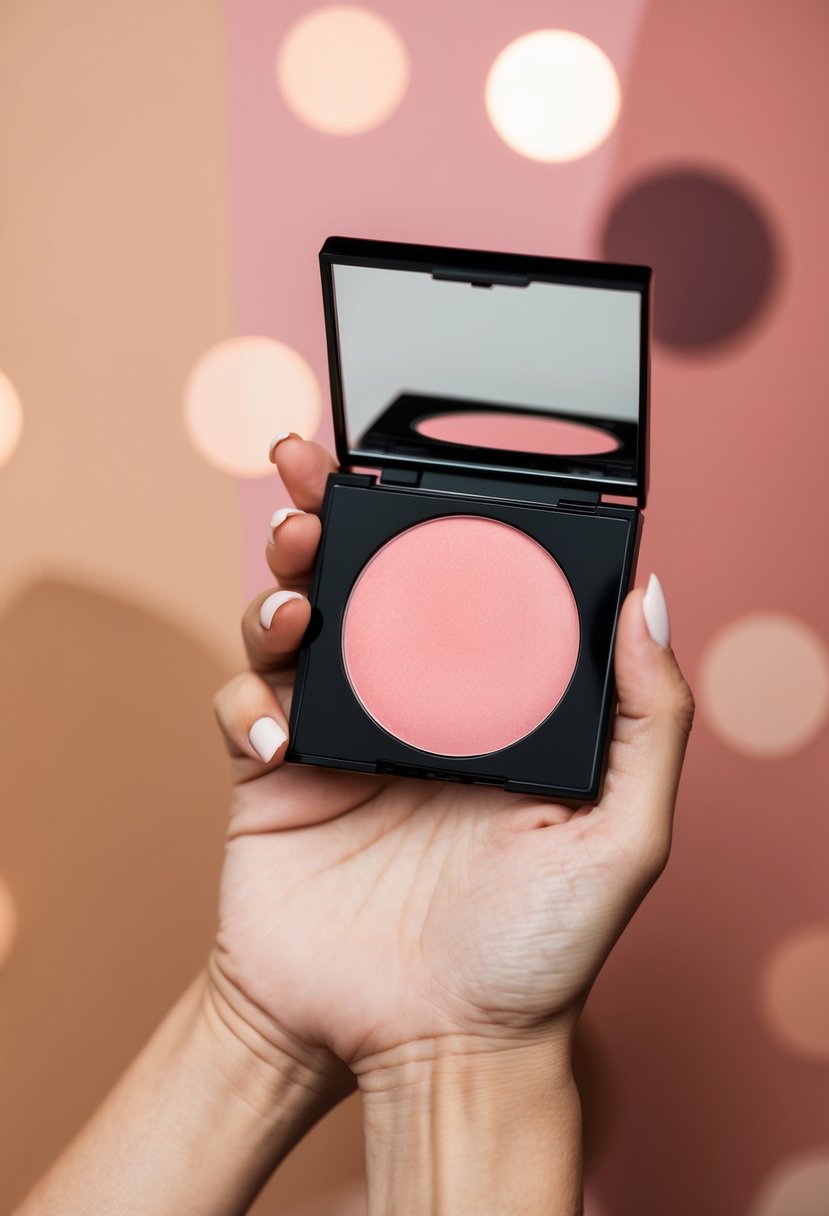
0, 2, 363, 1211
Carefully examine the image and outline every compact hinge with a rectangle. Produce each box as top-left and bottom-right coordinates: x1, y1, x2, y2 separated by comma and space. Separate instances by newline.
558, 497, 599, 513
378, 466, 421, 487
377, 466, 602, 509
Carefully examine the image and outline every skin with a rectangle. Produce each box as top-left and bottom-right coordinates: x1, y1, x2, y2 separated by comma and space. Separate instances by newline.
18, 437, 694, 1216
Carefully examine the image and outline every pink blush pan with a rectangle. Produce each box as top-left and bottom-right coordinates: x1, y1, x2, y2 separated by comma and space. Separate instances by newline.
415, 410, 621, 457
342, 515, 580, 756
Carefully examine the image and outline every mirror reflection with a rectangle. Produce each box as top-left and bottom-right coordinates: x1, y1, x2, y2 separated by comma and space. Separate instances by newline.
332, 262, 642, 473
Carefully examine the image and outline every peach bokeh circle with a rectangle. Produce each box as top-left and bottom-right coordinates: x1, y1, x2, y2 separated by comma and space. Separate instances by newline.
485, 29, 621, 163
0, 876, 17, 971
276, 6, 409, 134
698, 612, 829, 757
184, 336, 321, 478
760, 924, 829, 1062
750, 1150, 829, 1216
583, 1190, 608, 1216
0, 369, 24, 469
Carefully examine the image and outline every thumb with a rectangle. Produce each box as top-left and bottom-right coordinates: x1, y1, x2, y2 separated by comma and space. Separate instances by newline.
597, 574, 695, 866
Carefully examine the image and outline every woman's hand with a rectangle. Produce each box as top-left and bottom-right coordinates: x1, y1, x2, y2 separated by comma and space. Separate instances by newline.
210, 437, 695, 1087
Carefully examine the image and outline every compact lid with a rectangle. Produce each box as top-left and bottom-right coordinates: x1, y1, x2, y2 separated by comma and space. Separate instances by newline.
320, 236, 651, 506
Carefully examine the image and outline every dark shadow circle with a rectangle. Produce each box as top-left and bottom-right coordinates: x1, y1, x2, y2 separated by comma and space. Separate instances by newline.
600, 167, 779, 349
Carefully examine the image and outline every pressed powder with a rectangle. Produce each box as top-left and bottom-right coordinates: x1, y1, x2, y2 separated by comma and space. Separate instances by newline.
415, 410, 621, 457
342, 515, 580, 756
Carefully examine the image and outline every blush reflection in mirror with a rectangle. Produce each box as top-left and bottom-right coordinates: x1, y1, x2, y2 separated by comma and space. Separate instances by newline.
342, 515, 580, 756
415, 410, 621, 457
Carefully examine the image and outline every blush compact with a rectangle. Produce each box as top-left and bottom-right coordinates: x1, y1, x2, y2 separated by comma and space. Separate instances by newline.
286, 235, 651, 801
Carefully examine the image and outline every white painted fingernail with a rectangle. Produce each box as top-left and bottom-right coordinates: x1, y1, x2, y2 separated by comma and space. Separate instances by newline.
249, 716, 287, 762
269, 432, 296, 463
259, 589, 304, 629
642, 573, 671, 648
268, 507, 306, 544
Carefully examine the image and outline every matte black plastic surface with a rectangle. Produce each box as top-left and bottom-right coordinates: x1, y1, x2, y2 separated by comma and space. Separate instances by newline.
287, 474, 642, 801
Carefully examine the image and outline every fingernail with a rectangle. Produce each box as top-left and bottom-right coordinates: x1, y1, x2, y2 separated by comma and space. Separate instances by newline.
269, 432, 297, 463
642, 573, 671, 648
268, 507, 305, 544
259, 589, 304, 629
249, 716, 287, 762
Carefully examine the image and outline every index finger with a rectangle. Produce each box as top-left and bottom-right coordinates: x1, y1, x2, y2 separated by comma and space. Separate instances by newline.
269, 434, 338, 513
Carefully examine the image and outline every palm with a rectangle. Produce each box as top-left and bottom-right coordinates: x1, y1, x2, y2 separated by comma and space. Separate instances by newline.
217, 675, 635, 1065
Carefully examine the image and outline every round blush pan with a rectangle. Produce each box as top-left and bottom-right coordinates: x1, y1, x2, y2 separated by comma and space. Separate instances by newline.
342, 515, 580, 756
415, 410, 621, 456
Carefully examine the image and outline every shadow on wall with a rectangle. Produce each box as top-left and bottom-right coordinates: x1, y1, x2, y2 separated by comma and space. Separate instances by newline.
0, 579, 234, 1206
0, 578, 366, 1213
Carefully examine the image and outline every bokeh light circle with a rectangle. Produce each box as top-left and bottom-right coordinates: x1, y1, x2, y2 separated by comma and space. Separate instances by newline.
750, 1150, 829, 1216
601, 168, 778, 348
698, 613, 829, 757
0, 875, 18, 971
485, 30, 621, 163
0, 369, 24, 469
276, 6, 409, 134
760, 925, 829, 1062
583, 1194, 608, 1216
184, 337, 321, 478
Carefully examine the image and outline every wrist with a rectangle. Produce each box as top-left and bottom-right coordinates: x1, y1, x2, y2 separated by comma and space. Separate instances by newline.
17, 964, 354, 1216
201, 949, 354, 1136
357, 1035, 582, 1216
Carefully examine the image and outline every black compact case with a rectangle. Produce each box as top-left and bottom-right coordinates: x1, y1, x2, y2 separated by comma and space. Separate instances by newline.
286, 236, 652, 801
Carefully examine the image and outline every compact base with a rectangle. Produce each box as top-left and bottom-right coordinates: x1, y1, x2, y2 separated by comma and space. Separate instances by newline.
287, 472, 641, 802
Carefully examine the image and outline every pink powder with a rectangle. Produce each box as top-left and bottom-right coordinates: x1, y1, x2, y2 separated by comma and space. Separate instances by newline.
415, 410, 621, 456
342, 515, 580, 756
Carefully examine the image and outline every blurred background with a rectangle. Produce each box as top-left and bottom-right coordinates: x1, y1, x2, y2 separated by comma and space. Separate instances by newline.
1, 1, 828, 1213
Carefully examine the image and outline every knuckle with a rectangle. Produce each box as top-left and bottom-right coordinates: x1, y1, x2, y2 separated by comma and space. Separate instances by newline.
652, 826, 674, 873
240, 600, 258, 636
638, 825, 673, 884
667, 678, 696, 735
212, 672, 245, 718
603, 820, 672, 892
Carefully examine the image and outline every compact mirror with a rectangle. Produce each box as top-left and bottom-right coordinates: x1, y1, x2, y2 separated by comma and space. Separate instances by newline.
322, 239, 651, 501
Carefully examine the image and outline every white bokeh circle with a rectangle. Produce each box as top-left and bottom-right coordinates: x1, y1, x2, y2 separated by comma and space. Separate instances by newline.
485, 29, 621, 162
0, 875, 17, 971
184, 336, 321, 478
750, 1150, 829, 1216
0, 369, 24, 469
276, 6, 409, 134
760, 924, 829, 1062
698, 612, 829, 757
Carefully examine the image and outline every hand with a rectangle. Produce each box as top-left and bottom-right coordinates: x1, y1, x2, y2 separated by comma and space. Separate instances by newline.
25, 436, 698, 1216
210, 437, 695, 1082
